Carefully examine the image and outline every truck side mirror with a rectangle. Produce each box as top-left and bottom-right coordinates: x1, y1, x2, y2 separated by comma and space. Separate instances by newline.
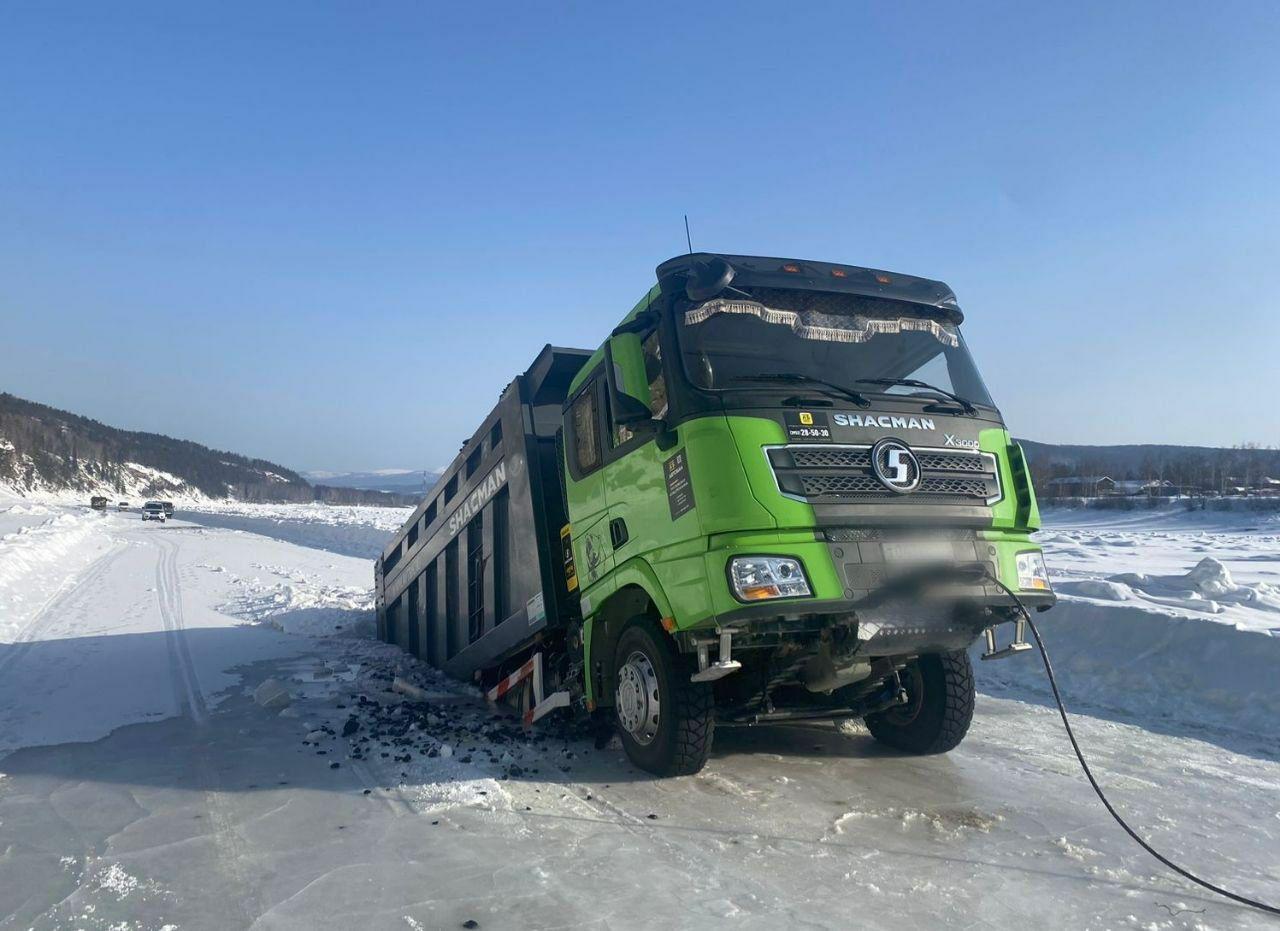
610, 309, 658, 338
605, 332, 655, 426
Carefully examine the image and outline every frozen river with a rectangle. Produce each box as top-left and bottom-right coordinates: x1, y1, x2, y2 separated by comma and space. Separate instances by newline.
1, 498, 1277, 929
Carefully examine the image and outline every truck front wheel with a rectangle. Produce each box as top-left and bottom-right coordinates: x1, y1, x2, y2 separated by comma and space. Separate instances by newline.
864, 651, 974, 754
613, 619, 714, 777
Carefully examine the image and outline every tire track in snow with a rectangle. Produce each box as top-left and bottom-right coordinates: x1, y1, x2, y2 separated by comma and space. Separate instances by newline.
5, 527, 236, 923
154, 535, 208, 724
0, 540, 127, 679
151, 532, 262, 925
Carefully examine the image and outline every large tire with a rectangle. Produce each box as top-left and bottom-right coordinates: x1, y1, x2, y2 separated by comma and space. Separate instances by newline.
613, 619, 714, 776
865, 651, 974, 754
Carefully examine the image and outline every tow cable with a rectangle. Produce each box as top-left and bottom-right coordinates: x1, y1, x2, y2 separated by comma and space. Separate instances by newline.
986, 574, 1280, 917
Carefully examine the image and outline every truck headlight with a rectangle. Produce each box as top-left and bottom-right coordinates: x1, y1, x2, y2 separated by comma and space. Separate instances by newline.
1016, 550, 1051, 591
729, 556, 811, 601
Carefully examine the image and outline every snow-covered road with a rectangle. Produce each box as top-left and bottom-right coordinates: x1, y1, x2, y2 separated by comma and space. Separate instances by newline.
1, 499, 1277, 930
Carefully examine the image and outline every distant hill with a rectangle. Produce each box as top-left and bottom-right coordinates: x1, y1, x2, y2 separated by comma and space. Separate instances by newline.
302, 469, 441, 495
5, 388, 1272, 506
0, 392, 416, 506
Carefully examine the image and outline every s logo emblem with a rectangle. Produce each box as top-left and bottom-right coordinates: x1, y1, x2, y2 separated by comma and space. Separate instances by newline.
871, 438, 921, 493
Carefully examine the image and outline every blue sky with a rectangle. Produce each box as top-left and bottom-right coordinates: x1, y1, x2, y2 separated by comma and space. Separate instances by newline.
2, 2, 1277, 472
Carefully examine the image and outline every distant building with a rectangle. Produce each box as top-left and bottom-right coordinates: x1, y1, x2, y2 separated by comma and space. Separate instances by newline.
1043, 475, 1114, 497
1110, 479, 1178, 497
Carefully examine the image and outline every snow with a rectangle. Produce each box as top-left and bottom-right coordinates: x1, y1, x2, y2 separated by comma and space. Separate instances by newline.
0, 494, 1277, 928
979, 505, 1280, 744
180, 499, 410, 558
0, 457, 204, 501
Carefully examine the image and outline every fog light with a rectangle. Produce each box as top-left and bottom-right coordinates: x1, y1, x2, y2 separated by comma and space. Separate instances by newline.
1016, 550, 1051, 591
729, 556, 811, 601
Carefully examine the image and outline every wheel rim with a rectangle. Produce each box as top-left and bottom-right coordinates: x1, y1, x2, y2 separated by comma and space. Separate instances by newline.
616, 649, 661, 745
883, 663, 924, 726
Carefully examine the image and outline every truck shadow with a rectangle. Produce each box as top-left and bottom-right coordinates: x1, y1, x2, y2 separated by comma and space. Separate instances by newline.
710, 720, 907, 761
2, 624, 1275, 809
1, 630, 1248, 930
0, 627, 354, 791
0, 624, 897, 803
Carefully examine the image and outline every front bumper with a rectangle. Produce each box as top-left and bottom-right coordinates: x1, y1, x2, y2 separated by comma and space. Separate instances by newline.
692, 528, 1054, 636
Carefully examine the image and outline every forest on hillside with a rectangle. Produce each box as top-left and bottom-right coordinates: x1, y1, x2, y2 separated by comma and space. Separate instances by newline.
1018, 439, 1280, 495
5, 389, 1275, 508
0, 393, 414, 505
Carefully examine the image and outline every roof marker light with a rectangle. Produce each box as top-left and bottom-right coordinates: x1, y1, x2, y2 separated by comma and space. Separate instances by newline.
875, 273, 892, 284
831, 268, 847, 278
781, 263, 801, 273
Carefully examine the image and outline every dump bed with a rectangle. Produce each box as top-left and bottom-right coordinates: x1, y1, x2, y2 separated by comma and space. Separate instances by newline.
375, 345, 590, 681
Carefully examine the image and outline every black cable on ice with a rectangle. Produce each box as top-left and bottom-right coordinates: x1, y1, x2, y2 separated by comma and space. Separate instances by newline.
987, 575, 1280, 918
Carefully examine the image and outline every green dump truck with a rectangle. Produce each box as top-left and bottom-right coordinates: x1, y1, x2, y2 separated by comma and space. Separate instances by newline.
376, 253, 1054, 776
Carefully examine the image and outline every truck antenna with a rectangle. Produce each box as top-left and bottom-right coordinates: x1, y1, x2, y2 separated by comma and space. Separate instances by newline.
684, 214, 693, 255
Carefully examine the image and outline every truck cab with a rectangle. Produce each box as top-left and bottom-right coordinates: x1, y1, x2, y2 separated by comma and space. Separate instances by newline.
563, 254, 1052, 774
375, 252, 1052, 777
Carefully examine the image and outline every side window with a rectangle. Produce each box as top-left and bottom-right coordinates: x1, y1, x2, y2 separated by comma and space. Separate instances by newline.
611, 380, 635, 448
611, 329, 666, 448
642, 330, 668, 419
571, 383, 602, 474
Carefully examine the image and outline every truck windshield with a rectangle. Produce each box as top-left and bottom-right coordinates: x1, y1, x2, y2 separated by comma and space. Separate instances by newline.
677, 289, 996, 409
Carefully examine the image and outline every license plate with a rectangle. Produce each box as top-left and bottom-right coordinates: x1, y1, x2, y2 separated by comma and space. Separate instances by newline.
882, 540, 957, 562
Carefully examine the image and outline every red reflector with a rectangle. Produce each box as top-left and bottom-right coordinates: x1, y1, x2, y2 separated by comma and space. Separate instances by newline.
830, 268, 847, 278
781, 263, 801, 273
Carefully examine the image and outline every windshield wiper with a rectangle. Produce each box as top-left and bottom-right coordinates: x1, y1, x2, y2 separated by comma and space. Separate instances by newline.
734, 373, 871, 408
851, 377, 977, 415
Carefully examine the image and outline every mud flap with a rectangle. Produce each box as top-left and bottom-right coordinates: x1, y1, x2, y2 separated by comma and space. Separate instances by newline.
485, 652, 572, 726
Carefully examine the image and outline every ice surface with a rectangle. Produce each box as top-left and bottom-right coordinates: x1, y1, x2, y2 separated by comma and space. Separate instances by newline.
0, 494, 1277, 929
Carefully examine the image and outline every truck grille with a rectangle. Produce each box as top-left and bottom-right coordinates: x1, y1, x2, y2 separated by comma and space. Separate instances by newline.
769, 445, 1001, 505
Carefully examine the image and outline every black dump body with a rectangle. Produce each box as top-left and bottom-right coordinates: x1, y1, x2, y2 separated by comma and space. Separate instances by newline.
375, 345, 590, 682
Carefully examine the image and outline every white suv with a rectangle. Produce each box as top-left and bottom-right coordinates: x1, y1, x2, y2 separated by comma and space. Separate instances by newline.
141, 501, 167, 522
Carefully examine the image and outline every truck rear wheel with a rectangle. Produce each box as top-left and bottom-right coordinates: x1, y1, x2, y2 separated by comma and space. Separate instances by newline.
865, 651, 974, 754
613, 619, 714, 777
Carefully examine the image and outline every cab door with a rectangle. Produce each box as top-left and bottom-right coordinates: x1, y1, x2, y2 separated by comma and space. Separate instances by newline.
563, 369, 614, 591
601, 329, 703, 566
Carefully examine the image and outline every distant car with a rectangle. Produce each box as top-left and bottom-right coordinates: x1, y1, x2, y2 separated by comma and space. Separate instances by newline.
118, 501, 129, 511
160, 501, 175, 517
90, 496, 107, 510
141, 501, 167, 522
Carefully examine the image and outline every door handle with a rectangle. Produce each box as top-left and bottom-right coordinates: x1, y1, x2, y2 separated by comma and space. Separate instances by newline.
609, 517, 629, 549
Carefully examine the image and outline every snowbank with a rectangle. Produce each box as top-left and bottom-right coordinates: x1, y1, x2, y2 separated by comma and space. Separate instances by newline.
0, 508, 98, 587
182, 500, 410, 559
977, 594, 1280, 737
978, 510, 1280, 739
1055, 556, 1280, 618
0, 504, 108, 641
218, 563, 376, 638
